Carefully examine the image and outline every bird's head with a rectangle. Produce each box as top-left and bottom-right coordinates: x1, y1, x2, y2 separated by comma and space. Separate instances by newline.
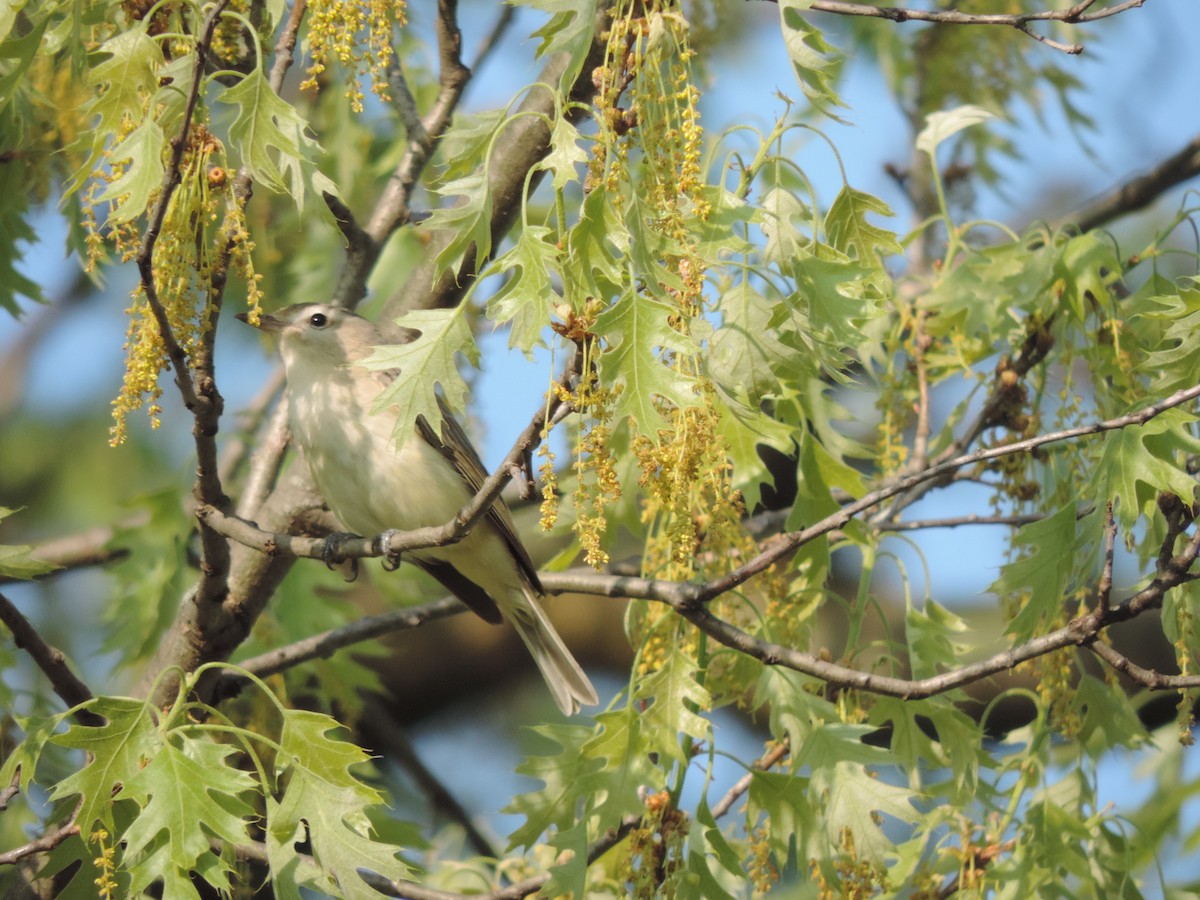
237, 303, 380, 375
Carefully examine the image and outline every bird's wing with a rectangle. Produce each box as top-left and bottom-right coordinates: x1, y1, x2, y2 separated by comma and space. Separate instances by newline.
365, 364, 545, 593
414, 396, 545, 594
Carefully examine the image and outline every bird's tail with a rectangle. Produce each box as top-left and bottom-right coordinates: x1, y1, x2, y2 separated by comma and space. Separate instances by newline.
508, 591, 598, 716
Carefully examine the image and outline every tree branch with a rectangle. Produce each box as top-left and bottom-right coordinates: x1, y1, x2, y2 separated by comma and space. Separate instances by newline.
1070, 134, 1200, 232
0, 592, 101, 725
699, 383, 1200, 603
224, 596, 464, 683
801, 0, 1148, 54
0, 519, 143, 586
358, 698, 501, 860
0, 814, 81, 866
709, 741, 790, 819
386, 5, 611, 315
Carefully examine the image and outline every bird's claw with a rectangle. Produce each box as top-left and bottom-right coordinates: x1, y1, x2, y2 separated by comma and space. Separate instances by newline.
380, 529, 403, 572
321, 532, 360, 582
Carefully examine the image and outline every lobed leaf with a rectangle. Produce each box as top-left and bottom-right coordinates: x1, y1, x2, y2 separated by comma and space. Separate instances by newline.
364, 307, 481, 439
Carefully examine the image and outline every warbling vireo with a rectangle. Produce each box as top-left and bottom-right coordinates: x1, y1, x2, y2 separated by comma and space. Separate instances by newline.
240, 303, 598, 715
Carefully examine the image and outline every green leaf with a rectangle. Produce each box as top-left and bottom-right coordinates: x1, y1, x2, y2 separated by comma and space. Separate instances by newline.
824, 185, 902, 272
220, 69, 337, 220
520, 0, 598, 94
0, 145, 42, 313
435, 108, 505, 182
539, 816, 591, 898
1071, 673, 1148, 757
1142, 278, 1200, 393
543, 115, 588, 191
711, 384, 795, 512
1053, 231, 1123, 322
117, 736, 255, 895
905, 595, 972, 678
269, 709, 410, 898
363, 307, 481, 439
85, 27, 162, 138
1091, 408, 1200, 530
563, 186, 627, 301
688, 795, 742, 894
505, 723, 601, 849
485, 224, 559, 354
777, 0, 846, 118
793, 725, 918, 863
989, 503, 1078, 640
869, 696, 984, 799
710, 282, 812, 405
916, 104, 996, 158
0, 507, 59, 578
49, 697, 162, 834
755, 667, 838, 753
594, 288, 698, 431
421, 169, 494, 279
95, 119, 164, 225
0, 713, 65, 795
0, 16, 49, 116
758, 185, 812, 267
786, 245, 880, 349
101, 490, 192, 664
579, 701, 665, 832
635, 651, 712, 764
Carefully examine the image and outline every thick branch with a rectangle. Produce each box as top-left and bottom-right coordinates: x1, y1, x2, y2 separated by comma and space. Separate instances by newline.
1070, 134, 1200, 232
0, 519, 142, 586
385, 6, 610, 315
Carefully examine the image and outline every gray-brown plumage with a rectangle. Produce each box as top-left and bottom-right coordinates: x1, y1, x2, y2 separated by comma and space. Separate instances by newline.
244, 303, 597, 714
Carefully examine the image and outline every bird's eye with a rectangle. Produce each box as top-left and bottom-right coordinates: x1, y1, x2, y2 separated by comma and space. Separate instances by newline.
309, 312, 329, 328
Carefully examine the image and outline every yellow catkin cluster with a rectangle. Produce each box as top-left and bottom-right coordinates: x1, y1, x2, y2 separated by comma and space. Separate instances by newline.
574, 418, 622, 569
811, 829, 889, 899
746, 822, 779, 894
109, 124, 260, 445
301, 0, 407, 113
622, 790, 688, 898
630, 389, 765, 681
90, 828, 119, 898
590, 0, 706, 220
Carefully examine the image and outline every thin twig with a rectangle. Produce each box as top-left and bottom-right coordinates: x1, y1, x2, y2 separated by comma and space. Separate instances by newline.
0, 814, 81, 865
471, 4, 516, 72
710, 741, 790, 819
1096, 502, 1117, 613
699, 383, 1200, 604
0, 519, 144, 586
227, 597, 464, 682
911, 308, 932, 469
0, 592, 101, 725
880, 512, 1049, 532
206, 494, 1200, 705
1084, 641, 1200, 690
797, 0, 1148, 54
359, 699, 501, 860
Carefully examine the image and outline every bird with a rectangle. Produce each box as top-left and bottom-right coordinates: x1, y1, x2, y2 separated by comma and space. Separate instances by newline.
239, 302, 598, 715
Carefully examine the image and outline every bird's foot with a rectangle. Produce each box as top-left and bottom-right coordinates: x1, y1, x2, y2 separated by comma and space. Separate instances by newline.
380, 529, 404, 572
321, 532, 361, 582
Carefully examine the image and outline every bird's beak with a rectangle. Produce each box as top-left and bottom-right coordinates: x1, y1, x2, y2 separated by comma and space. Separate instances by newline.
236, 311, 285, 333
